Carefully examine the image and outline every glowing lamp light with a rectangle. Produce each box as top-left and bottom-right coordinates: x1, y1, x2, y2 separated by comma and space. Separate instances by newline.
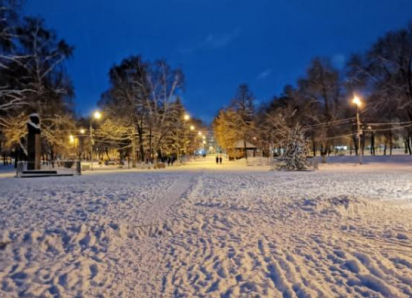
184, 114, 190, 121
93, 111, 102, 120
190, 125, 195, 130
79, 128, 86, 134
352, 96, 362, 107
198, 131, 202, 136
69, 135, 75, 143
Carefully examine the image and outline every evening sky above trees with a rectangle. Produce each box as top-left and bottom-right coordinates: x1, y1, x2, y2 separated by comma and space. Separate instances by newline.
1, 0, 412, 161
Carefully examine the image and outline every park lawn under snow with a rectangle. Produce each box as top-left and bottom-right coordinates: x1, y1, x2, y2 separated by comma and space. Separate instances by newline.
1, 157, 412, 297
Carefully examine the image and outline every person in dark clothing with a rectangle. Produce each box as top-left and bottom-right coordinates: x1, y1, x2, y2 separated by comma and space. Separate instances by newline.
216, 156, 219, 164
219, 156, 222, 164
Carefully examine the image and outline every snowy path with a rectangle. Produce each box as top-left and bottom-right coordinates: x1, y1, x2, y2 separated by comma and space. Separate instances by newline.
1, 165, 412, 297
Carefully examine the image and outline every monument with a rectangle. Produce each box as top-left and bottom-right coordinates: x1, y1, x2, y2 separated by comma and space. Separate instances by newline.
27, 113, 41, 170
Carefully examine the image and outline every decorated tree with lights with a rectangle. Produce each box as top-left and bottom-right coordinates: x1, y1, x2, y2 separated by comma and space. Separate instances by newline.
280, 124, 308, 171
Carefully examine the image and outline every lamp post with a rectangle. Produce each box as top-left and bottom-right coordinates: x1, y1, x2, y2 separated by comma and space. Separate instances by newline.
69, 134, 76, 155
79, 128, 86, 160
90, 111, 102, 170
352, 96, 362, 165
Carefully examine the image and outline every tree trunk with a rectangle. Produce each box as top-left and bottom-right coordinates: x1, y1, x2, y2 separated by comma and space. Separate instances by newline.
361, 133, 365, 156
149, 125, 153, 163
311, 132, 316, 156
132, 131, 137, 168
404, 136, 411, 155
312, 142, 316, 156
408, 136, 412, 155
51, 146, 54, 168
138, 127, 144, 162
370, 133, 375, 156
352, 135, 358, 156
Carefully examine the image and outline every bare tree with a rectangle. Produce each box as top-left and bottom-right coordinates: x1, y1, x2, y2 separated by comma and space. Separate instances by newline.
230, 84, 255, 159
1, 14, 75, 159
298, 57, 343, 156
99, 56, 185, 165
347, 22, 412, 154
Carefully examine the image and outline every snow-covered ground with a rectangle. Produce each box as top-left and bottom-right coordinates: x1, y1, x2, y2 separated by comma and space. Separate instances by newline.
1, 156, 412, 297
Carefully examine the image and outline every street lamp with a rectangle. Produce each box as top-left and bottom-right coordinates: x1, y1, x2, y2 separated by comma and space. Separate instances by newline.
352, 95, 363, 165
78, 129, 86, 160
69, 134, 78, 157
184, 114, 190, 121
94, 111, 102, 120
90, 110, 102, 170
190, 125, 195, 131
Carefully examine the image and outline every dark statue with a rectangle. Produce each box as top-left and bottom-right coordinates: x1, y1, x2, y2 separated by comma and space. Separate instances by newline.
27, 113, 41, 170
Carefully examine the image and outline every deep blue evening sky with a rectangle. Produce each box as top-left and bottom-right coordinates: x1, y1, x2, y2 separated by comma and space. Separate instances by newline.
25, 0, 412, 123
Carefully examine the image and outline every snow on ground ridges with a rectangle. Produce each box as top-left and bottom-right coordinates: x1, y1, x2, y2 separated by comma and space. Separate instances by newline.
1, 164, 412, 297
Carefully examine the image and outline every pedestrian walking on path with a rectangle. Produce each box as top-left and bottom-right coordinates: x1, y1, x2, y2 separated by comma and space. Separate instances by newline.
216, 156, 219, 164
219, 156, 223, 164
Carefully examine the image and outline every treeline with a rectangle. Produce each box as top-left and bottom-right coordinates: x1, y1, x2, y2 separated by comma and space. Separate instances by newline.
214, 22, 412, 157
0, 0, 74, 161
0, 0, 202, 164
96, 56, 205, 165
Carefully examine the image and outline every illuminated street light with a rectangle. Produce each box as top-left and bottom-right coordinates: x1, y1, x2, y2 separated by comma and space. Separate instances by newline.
90, 110, 103, 170
190, 125, 195, 131
69, 135, 75, 143
352, 96, 362, 107
184, 114, 190, 121
198, 131, 202, 136
79, 128, 86, 134
93, 111, 102, 120
352, 95, 363, 165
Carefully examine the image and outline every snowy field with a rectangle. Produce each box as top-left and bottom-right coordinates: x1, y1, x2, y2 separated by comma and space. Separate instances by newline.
1, 157, 412, 297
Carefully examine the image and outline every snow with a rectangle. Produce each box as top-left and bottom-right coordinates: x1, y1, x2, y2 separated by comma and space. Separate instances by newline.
26, 120, 40, 130
1, 156, 412, 297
